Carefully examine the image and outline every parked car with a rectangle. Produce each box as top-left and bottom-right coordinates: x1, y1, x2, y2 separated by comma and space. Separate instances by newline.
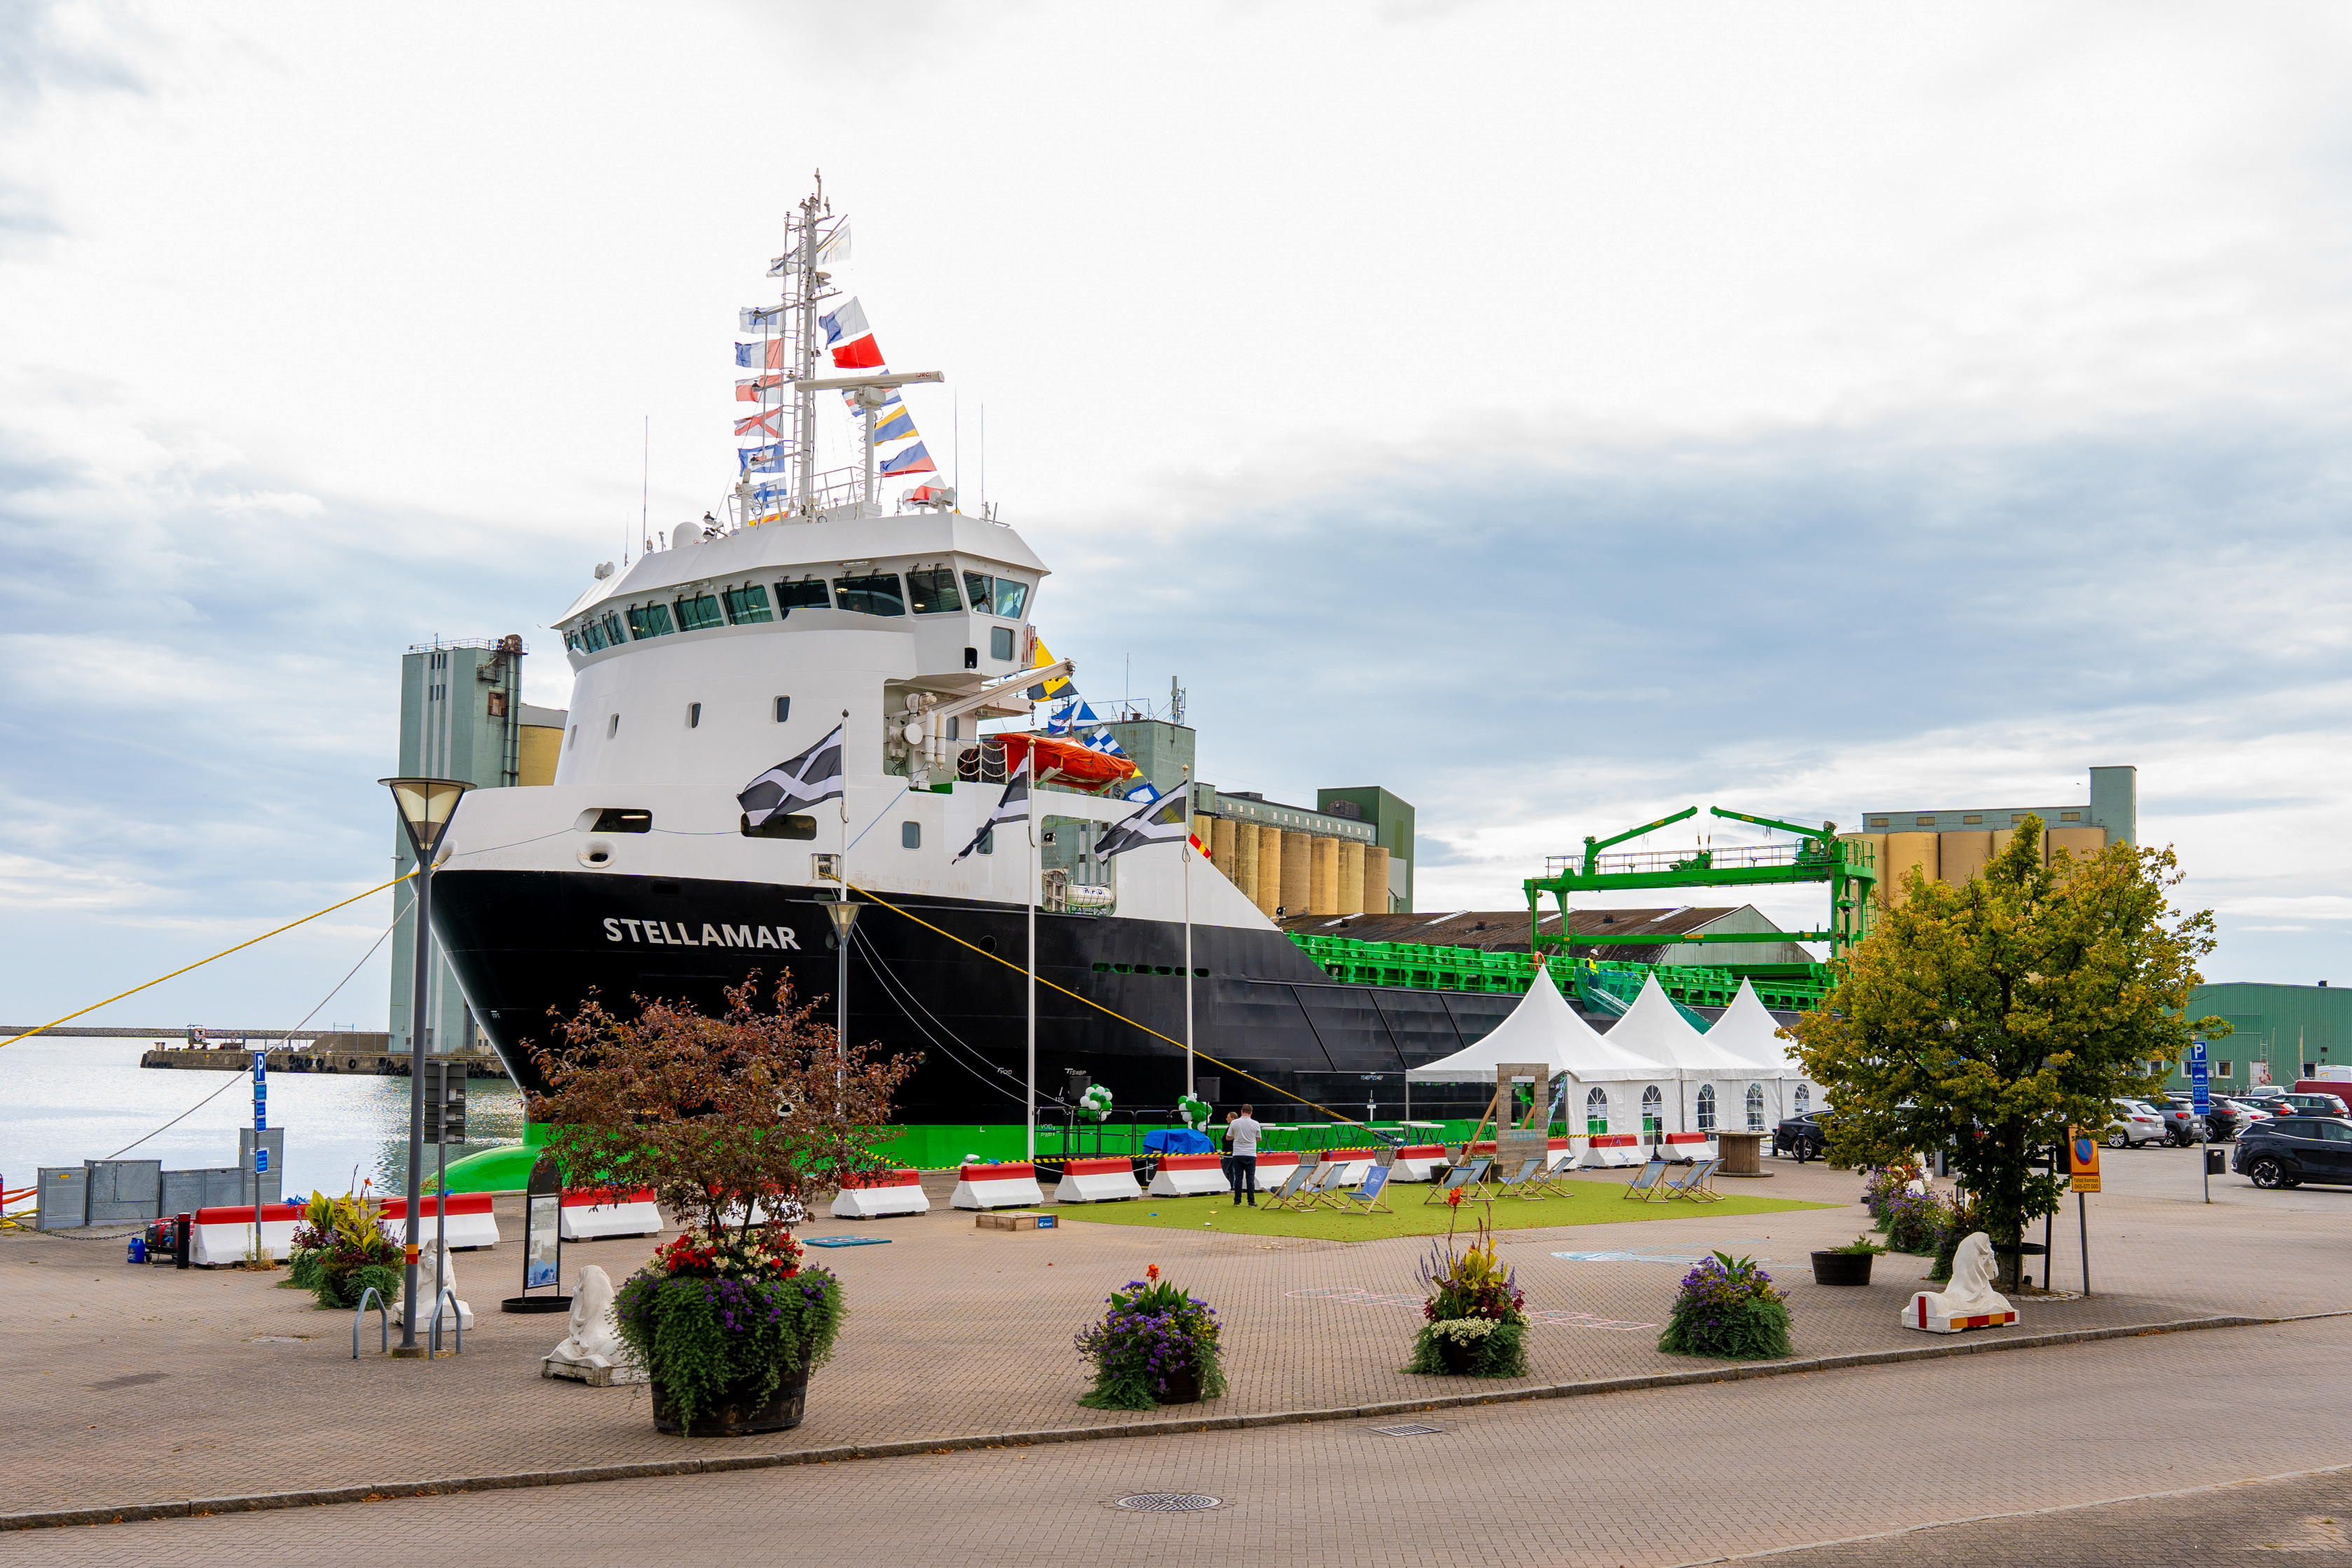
2277, 1092, 2351, 1117
2149, 1096, 2207, 1145
2231, 1117, 2352, 1189
1773, 1110, 1831, 1162
2104, 1101, 2168, 1148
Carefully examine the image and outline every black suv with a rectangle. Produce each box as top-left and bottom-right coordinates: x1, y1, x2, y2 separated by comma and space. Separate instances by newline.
1774, 1110, 1829, 1162
2231, 1117, 2352, 1188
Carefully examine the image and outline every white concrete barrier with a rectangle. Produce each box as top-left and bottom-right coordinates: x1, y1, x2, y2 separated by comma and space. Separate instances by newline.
1581, 1134, 1646, 1169
1664, 1134, 1716, 1164
1147, 1154, 1230, 1197
1391, 1144, 1448, 1182
831, 1169, 930, 1218
560, 1188, 664, 1240
191, 1204, 302, 1266
1054, 1157, 1144, 1204
951, 1162, 1047, 1210
379, 1194, 502, 1251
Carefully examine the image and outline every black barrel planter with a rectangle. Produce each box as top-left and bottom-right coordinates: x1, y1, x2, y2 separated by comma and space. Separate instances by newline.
1810, 1250, 1875, 1286
651, 1365, 811, 1436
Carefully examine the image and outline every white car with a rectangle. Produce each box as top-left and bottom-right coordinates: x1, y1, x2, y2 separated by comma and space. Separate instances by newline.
2105, 1101, 2167, 1148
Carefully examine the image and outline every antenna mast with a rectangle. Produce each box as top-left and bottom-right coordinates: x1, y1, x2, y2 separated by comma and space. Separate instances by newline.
793, 174, 828, 517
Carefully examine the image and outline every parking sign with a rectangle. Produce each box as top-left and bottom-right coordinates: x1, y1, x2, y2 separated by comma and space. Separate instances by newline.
2189, 1038, 2210, 1115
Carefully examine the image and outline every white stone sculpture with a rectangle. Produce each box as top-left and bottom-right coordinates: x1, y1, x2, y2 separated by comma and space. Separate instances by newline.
1900, 1231, 2017, 1334
391, 1238, 474, 1330
542, 1264, 646, 1385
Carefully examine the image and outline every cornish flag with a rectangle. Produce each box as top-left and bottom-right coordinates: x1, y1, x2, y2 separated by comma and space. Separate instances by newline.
737, 723, 845, 827
1095, 790, 1188, 859
953, 755, 1030, 862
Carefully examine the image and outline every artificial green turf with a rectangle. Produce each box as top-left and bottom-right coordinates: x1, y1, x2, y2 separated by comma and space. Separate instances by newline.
1048, 1177, 1833, 1243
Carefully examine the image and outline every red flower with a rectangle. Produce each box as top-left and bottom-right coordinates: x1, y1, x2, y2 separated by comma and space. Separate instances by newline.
1447, 1188, 1464, 1209
1145, 1264, 1161, 1281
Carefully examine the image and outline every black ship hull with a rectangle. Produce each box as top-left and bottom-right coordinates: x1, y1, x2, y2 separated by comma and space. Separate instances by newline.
429, 867, 1519, 1125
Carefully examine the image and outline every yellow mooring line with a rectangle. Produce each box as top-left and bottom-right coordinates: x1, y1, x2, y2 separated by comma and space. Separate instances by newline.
847, 882, 1371, 1130
1, 871, 418, 1051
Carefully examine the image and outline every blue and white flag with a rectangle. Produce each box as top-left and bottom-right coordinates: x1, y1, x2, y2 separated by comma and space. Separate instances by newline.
734, 341, 786, 370
740, 303, 789, 331
749, 481, 791, 508
739, 443, 788, 474
818, 298, 870, 348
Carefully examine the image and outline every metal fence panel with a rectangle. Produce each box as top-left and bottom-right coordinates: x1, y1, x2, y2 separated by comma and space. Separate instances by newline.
36, 1167, 87, 1230
160, 1167, 252, 1214
83, 1160, 162, 1223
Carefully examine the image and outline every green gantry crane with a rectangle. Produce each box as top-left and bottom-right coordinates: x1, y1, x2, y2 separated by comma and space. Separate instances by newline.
1524, 805, 1878, 967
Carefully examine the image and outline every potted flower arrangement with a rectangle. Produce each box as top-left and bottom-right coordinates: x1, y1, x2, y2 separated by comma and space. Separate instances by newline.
1810, 1234, 1885, 1286
287, 1189, 402, 1310
1658, 1251, 1792, 1359
1878, 1184, 1948, 1255
529, 975, 915, 1436
1074, 1264, 1226, 1409
1405, 1197, 1529, 1378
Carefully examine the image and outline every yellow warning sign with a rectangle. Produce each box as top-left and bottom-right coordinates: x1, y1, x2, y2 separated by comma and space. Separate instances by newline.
2065, 1129, 2102, 1193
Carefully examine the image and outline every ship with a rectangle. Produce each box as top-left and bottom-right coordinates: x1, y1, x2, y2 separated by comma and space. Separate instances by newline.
430, 184, 1533, 1165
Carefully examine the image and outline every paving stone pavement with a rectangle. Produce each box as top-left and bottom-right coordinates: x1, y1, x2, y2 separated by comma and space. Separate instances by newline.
3, 1145, 2342, 1528
13, 1315, 2348, 1566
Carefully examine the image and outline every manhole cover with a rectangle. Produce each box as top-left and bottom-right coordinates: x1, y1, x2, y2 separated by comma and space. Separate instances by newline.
1115, 1492, 1222, 1512
1370, 1422, 1444, 1436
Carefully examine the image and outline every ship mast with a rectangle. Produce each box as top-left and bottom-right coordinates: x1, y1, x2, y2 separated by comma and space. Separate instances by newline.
793, 177, 826, 518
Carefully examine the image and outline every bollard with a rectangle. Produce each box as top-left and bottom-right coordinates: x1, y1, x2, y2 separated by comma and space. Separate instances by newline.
175, 1212, 191, 1270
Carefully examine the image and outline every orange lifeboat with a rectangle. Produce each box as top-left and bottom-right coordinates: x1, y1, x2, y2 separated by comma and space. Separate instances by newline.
994, 734, 1141, 790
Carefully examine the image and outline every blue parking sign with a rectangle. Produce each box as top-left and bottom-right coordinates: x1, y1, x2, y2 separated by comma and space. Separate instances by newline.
254, 1148, 269, 1174
2190, 1054, 2210, 1115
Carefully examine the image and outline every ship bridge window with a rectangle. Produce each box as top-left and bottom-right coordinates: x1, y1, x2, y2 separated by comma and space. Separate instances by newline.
722, 584, 772, 624
833, 572, 906, 617
578, 619, 609, 652
774, 578, 829, 614
561, 628, 582, 653
675, 593, 724, 632
600, 611, 625, 647
962, 572, 1030, 619
625, 603, 676, 640
741, 812, 817, 840
907, 568, 963, 614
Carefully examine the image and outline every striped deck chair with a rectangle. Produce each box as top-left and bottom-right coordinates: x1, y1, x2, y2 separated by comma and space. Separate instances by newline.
1257, 1162, 1317, 1211
1292, 1160, 1360, 1211
1329, 1160, 1395, 1216
1660, 1158, 1723, 1202
1421, 1155, 1493, 1205
1490, 1156, 1548, 1201
1620, 1158, 1669, 1201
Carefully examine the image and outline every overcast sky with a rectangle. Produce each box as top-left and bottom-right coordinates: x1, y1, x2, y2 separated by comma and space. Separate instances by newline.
3, 0, 2348, 1033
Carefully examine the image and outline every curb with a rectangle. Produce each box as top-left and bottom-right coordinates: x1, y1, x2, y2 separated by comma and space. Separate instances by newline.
2, 1309, 2332, 1532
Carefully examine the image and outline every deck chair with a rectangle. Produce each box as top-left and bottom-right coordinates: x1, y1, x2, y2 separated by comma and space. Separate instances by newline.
1660, 1159, 1723, 1202
1292, 1160, 1360, 1211
1534, 1156, 1585, 1197
1620, 1158, 1669, 1201
1256, 1162, 1317, 1211
1421, 1155, 1493, 1204
1328, 1160, 1395, 1216
1490, 1156, 1548, 1200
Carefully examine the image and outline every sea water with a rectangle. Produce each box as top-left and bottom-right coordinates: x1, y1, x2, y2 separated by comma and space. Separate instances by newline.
0, 1037, 522, 1199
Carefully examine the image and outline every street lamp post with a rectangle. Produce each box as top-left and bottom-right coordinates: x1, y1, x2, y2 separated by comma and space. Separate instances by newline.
825, 898, 861, 1077
381, 776, 472, 1356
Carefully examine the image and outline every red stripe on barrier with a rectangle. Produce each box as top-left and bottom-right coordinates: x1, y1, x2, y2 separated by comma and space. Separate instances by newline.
1665, 1132, 1709, 1144
1592, 1134, 1640, 1148
383, 1194, 496, 1218
193, 1205, 306, 1225
1399, 1145, 1447, 1159
1156, 1154, 1226, 1171
1062, 1157, 1134, 1176
838, 1169, 921, 1189
561, 1188, 657, 1206
959, 1163, 1034, 1181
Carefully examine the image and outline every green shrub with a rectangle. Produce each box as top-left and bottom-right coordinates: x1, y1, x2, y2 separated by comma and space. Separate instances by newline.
1658, 1251, 1793, 1361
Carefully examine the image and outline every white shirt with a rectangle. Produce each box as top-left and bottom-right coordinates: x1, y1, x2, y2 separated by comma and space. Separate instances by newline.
1229, 1116, 1263, 1156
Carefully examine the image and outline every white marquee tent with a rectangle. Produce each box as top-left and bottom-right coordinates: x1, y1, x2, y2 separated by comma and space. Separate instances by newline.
1407, 966, 1672, 1142
1601, 973, 1782, 1136
1702, 979, 1823, 1122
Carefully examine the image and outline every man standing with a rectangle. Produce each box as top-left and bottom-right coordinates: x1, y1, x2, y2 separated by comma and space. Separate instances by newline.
1229, 1103, 1264, 1206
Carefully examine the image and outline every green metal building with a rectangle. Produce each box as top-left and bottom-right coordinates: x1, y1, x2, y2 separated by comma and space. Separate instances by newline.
2168, 982, 2352, 1089
1318, 786, 1414, 912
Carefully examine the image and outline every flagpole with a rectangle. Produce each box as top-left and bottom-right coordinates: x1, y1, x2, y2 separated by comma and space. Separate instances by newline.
1182, 765, 1194, 1102
1025, 764, 1037, 1163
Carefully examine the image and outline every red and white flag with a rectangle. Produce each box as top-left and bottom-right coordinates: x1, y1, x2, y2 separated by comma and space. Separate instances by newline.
735, 373, 785, 402
734, 406, 786, 437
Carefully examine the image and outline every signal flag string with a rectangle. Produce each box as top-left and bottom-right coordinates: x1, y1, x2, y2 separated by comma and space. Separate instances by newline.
0, 871, 418, 1052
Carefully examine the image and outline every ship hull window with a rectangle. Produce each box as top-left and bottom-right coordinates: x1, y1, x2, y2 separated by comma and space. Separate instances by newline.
774, 579, 829, 614
976, 827, 993, 855
625, 603, 676, 640
773, 696, 791, 723
675, 593, 724, 632
832, 572, 906, 617
990, 626, 1014, 662
741, 813, 817, 840
592, 809, 652, 833
606, 714, 620, 738
688, 703, 702, 729
901, 821, 921, 849
907, 568, 963, 614
722, 584, 773, 624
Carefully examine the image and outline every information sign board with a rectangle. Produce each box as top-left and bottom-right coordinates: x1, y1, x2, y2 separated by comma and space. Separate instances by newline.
2065, 1129, 2102, 1193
